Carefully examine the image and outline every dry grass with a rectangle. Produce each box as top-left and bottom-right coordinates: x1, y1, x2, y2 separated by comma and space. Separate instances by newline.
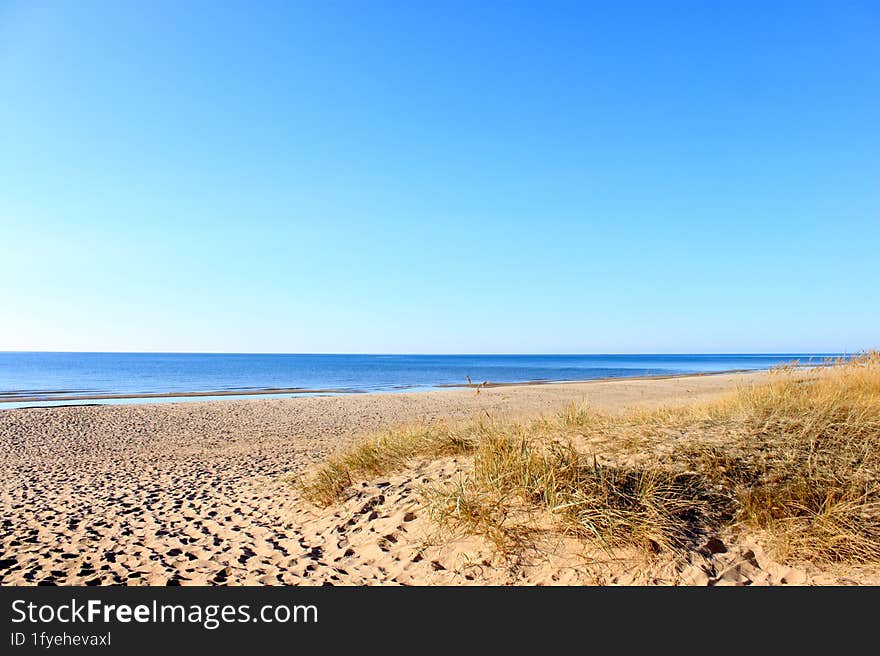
298, 421, 482, 505
298, 352, 880, 565
714, 353, 880, 563
424, 438, 717, 557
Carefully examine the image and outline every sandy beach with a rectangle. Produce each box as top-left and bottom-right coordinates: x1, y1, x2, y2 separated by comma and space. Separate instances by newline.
1, 371, 875, 586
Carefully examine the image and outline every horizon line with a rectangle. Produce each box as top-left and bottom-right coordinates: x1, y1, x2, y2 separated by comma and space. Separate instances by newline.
0, 349, 858, 356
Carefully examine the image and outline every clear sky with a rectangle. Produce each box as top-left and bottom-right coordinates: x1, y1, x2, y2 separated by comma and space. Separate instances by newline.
1, 1, 878, 354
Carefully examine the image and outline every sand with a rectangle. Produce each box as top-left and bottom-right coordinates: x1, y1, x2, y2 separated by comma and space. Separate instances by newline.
2, 371, 875, 586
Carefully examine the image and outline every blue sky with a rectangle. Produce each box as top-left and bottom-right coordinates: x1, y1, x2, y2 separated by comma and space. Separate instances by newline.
1, 1, 878, 353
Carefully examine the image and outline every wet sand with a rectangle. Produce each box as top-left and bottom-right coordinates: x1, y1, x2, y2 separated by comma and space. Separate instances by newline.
0, 368, 760, 403
0, 386, 359, 404
3, 370, 872, 585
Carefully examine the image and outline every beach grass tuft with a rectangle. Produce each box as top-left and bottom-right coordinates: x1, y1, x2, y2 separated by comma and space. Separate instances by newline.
298, 421, 481, 505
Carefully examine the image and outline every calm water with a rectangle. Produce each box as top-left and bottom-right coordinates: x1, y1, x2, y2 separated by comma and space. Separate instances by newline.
0, 352, 839, 409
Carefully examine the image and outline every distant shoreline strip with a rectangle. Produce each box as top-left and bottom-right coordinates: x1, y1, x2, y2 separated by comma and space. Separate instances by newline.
0, 368, 774, 405
0, 387, 366, 403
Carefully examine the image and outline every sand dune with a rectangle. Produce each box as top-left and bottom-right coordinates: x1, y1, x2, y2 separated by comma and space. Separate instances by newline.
3, 371, 873, 585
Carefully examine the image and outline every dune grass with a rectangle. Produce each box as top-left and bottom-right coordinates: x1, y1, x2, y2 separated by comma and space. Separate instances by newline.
423, 437, 719, 557
298, 352, 880, 565
298, 421, 482, 505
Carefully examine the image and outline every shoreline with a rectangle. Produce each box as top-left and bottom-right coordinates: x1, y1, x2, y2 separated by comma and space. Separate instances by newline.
0, 386, 363, 404
0, 367, 771, 407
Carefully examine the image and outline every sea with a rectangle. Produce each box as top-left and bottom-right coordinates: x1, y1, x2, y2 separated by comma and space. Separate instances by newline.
0, 352, 840, 409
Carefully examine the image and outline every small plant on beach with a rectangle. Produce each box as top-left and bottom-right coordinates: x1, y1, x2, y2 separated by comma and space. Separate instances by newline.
298, 421, 484, 505
426, 434, 717, 556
